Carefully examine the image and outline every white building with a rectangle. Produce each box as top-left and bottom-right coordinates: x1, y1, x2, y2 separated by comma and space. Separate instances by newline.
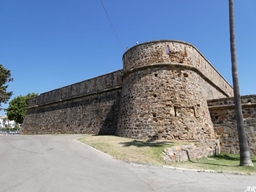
0, 116, 18, 128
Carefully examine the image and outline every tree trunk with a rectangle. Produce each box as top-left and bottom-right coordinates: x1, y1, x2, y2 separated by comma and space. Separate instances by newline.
229, 0, 253, 166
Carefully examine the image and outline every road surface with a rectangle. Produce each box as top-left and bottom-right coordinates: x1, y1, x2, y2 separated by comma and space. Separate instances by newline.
0, 135, 255, 192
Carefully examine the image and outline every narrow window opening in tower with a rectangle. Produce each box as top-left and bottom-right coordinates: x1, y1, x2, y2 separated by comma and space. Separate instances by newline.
153, 94, 157, 98
193, 106, 198, 118
166, 45, 171, 55
152, 113, 156, 117
174, 106, 177, 117
154, 73, 158, 77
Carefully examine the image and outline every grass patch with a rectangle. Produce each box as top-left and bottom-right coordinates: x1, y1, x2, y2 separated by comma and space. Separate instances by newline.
77, 135, 256, 174
174, 153, 256, 174
77, 134, 177, 165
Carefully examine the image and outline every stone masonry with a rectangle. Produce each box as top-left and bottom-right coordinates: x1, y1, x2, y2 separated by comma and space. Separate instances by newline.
117, 40, 233, 140
22, 70, 122, 134
208, 95, 256, 155
22, 40, 256, 155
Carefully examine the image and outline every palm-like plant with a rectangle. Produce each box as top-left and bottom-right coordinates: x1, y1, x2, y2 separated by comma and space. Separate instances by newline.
229, 0, 253, 166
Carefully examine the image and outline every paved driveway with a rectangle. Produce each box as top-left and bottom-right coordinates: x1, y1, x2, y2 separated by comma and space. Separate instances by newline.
0, 135, 255, 192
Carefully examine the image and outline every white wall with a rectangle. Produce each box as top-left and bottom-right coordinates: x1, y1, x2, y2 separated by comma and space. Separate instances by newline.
0, 116, 18, 128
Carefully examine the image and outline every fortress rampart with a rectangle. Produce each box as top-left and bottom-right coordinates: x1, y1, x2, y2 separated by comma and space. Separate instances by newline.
208, 95, 256, 155
22, 40, 233, 138
21, 40, 256, 155
22, 70, 122, 134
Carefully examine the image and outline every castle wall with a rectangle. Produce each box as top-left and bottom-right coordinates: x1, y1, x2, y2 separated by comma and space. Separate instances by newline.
20, 39, 256, 158
117, 40, 233, 140
22, 40, 240, 147
21, 71, 122, 134
208, 95, 256, 155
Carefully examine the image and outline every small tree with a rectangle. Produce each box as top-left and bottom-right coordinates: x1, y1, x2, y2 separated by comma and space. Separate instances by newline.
6, 93, 38, 124
0, 64, 13, 109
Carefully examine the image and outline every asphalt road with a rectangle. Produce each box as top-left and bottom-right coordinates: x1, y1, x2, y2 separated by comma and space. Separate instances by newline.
0, 135, 255, 192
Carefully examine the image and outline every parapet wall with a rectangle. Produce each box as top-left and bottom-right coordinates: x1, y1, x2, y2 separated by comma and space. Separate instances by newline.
22, 70, 122, 134
28, 70, 122, 107
122, 40, 233, 98
208, 95, 256, 155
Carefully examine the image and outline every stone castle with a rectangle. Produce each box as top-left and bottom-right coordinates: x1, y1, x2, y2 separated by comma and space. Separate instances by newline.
22, 40, 256, 155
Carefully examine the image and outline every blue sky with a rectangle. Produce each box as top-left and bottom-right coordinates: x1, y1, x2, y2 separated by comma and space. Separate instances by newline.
1, 0, 256, 115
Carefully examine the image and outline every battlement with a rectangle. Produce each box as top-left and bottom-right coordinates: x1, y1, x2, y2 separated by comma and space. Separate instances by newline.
28, 70, 122, 108
208, 94, 256, 108
123, 40, 233, 98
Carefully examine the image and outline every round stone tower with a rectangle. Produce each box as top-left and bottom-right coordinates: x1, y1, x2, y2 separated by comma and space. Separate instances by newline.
116, 40, 231, 141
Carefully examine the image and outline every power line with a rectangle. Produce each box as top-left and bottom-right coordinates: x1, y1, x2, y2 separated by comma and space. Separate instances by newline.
100, 0, 124, 52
